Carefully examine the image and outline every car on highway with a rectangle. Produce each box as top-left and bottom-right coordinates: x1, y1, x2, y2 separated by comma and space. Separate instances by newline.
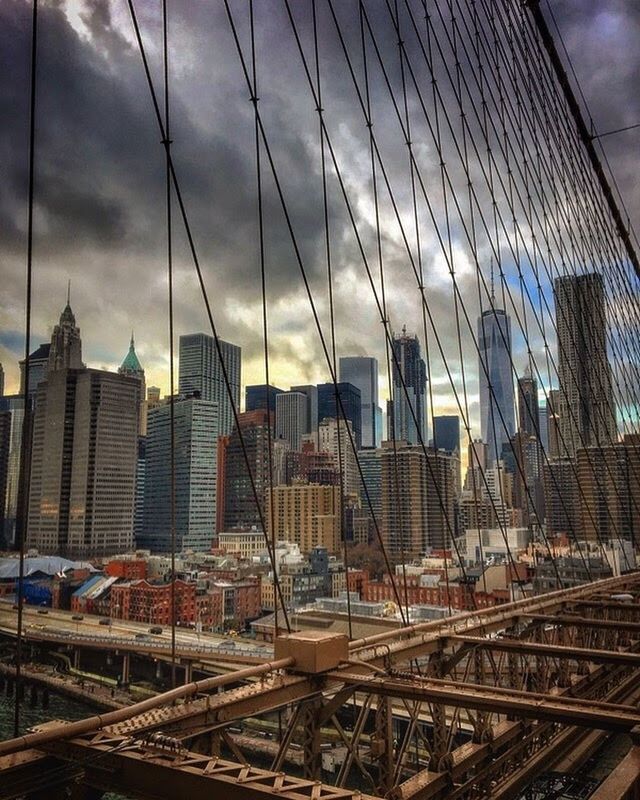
37, 608, 49, 615
99, 618, 111, 626
72, 614, 84, 621
149, 626, 163, 635
135, 632, 150, 640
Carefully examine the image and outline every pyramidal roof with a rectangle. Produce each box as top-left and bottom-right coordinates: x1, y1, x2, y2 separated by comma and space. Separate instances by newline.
119, 333, 144, 375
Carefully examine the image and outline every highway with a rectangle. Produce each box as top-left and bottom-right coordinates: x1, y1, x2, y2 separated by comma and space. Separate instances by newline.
0, 600, 273, 662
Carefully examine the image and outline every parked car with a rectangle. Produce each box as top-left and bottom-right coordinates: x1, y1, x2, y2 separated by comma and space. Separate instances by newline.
71, 614, 84, 621
149, 626, 163, 635
99, 618, 111, 626
37, 608, 49, 615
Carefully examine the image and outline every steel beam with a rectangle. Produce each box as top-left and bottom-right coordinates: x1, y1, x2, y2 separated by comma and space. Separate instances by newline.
329, 672, 640, 733
451, 634, 640, 666
43, 732, 378, 800
523, 614, 640, 632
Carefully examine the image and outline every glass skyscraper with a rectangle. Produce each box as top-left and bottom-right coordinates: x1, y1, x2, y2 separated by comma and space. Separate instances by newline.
387, 327, 427, 446
245, 384, 283, 414
179, 333, 241, 436
339, 357, 381, 449
317, 382, 362, 450
477, 308, 515, 466
432, 415, 460, 455
142, 397, 219, 552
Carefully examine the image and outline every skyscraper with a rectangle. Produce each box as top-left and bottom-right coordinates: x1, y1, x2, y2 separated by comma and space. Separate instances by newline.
47, 288, 83, 373
317, 382, 362, 450
380, 442, 455, 559
339, 357, 381, 449
517, 366, 539, 438
290, 385, 318, 435
19, 344, 51, 406
275, 391, 308, 451
26, 302, 139, 557
0, 410, 10, 547
387, 327, 427, 446
223, 410, 286, 530
179, 333, 241, 436
0, 363, 4, 397
0, 395, 24, 547
119, 333, 146, 435
478, 305, 516, 466
318, 416, 359, 498
142, 396, 218, 552
245, 384, 283, 414
432, 415, 461, 455
554, 273, 616, 458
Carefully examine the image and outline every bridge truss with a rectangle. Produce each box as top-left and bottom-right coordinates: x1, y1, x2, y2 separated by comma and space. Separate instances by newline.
2, 572, 640, 799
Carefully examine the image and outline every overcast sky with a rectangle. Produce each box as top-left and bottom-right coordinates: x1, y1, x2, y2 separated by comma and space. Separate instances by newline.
1, 0, 638, 436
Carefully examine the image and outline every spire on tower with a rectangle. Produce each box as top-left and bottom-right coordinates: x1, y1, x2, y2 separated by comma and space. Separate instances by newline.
66, 279, 71, 307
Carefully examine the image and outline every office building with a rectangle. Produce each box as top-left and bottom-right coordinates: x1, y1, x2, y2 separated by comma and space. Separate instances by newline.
478, 304, 516, 466
577, 434, 640, 546
318, 416, 359, 498
358, 447, 382, 525
284, 443, 340, 487
0, 410, 9, 547
118, 333, 146, 435
223, 410, 286, 530
554, 273, 617, 457
380, 442, 456, 560
179, 333, 241, 436
26, 302, 139, 557
339, 357, 381, 448
432, 415, 460, 455
387, 327, 427, 446
275, 391, 308, 451
142, 396, 218, 552
27, 369, 139, 557
19, 344, 52, 406
543, 458, 581, 540
517, 366, 539, 438
546, 389, 561, 460
317, 382, 362, 450
134, 436, 146, 545
245, 384, 283, 414
0, 396, 25, 548
290, 385, 318, 435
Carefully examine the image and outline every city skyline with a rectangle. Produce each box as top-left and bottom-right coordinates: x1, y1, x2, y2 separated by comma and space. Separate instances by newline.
2, 2, 638, 439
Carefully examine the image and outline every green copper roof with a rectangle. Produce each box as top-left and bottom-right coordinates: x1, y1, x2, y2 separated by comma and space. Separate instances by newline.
120, 334, 144, 374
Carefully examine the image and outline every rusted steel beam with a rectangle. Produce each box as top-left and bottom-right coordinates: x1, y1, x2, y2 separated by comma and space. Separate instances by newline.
43, 733, 378, 800
0, 750, 75, 800
523, 614, 640, 632
451, 634, 640, 666
329, 672, 640, 733
589, 746, 640, 800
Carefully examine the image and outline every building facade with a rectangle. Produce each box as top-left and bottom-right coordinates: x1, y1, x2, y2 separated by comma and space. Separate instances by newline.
317, 382, 362, 450
27, 369, 139, 557
178, 333, 241, 436
387, 327, 427, 446
477, 307, 515, 466
339, 357, 381, 449
265, 483, 341, 555
275, 391, 308, 451
142, 396, 218, 552
245, 384, 283, 414
554, 273, 617, 458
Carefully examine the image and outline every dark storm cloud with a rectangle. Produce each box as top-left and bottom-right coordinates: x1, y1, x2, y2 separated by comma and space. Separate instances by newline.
0, 0, 638, 441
